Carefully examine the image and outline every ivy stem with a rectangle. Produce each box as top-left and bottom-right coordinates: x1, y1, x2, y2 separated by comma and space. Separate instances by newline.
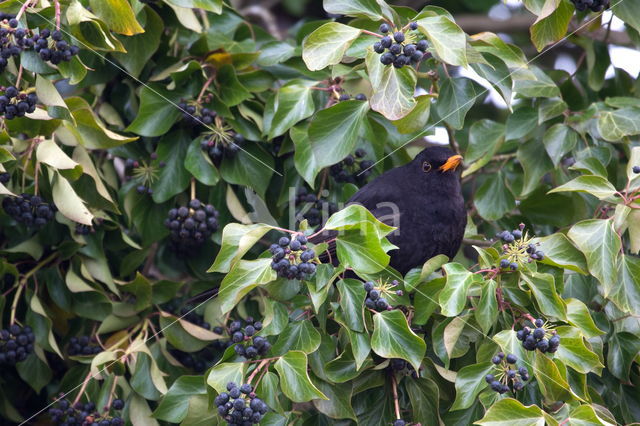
33, 161, 40, 196
361, 29, 383, 38
390, 373, 401, 420
190, 177, 196, 200
247, 359, 270, 384
54, 0, 61, 31
197, 74, 216, 103
15, 0, 35, 21
15, 65, 23, 87
10, 252, 58, 324
73, 372, 93, 405
105, 376, 119, 412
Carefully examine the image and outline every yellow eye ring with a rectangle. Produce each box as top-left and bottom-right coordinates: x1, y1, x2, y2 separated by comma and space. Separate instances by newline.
422, 161, 432, 173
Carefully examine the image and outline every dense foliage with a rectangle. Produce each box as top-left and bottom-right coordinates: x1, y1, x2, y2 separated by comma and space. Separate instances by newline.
0, 0, 639, 425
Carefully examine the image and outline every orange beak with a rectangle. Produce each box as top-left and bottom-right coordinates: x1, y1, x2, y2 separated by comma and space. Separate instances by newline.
439, 155, 463, 172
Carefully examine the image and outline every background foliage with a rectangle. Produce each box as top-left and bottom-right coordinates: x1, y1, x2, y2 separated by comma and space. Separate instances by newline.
1, 0, 639, 424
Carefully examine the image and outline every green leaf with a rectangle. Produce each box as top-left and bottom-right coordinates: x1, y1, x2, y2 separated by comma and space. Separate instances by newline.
306, 100, 369, 182
565, 299, 604, 339
470, 32, 528, 68
217, 65, 252, 107
391, 95, 432, 134
336, 279, 366, 332
371, 310, 426, 372
113, 7, 163, 77
450, 362, 494, 410
365, 49, 417, 120
513, 67, 560, 98
166, 0, 222, 14
413, 277, 445, 324
208, 223, 274, 273
416, 14, 468, 67
471, 53, 513, 108
610, 255, 640, 316
612, 0, 640, 33
16, 353, 52, 393
405, 378, 442, 426
257, 41, 296, 67
474, 172, 515, 221
51, 171, 94, 226
335, 224, 392, 274
597, 108, 640, 142
565, 404, 617, 426
538, 98, 567, 123
530, 0, 573, 51
568, 219, 621, 293
36, 75, 73, 123
521, 272, 567, 320
36, 139, 82, 179
506, 106, 538, 140
533, 233, 588, 274
274, 351, 328, 402
475, 280, 498, 334
267, 81, 316, 139
272, 321, 321, 355
184, 137, 219, 186
549, 176, 617, 200
607, 332, 640, 381
518, 139, 553, 197
476, 398, 546, 426
462, 119, 504, 177
543, 124, 578, 167
324, 204, 395, 235
312, 380, 357, 421
439, 263, 476, 317
322, 0, 383, 20
151, 130, 190, 203
89, 0, 144, 35
206, 362, 246, 394
219, 144, 275, 198
218, 258, 276, 314
533, 352, 572, 402
126, 86, 181, 137
302, 22, 361, 71
554, 326, 603, 375
436, 77, 478, 130
153, 376, 207, 423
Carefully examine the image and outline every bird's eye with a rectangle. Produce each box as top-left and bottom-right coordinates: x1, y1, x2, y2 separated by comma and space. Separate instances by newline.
422, 161, 432, 173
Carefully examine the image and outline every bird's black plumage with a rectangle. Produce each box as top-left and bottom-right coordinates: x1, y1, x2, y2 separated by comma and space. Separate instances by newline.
313, 146, 467, 275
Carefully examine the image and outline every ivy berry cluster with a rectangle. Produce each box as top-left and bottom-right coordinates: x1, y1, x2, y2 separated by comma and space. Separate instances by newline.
485, 352, 529, 394
67, 335, 101, 356
294, 187, 339, 227
390, 358, 418, 378
373, 22, 427, 69
330, 149, 374, 185
632, 165, 640, 173
163, 199, 219, 254
229, 318, 270, 359
570, 0, 610, 12
364, 280, 402, 312
270, 235, 317, 280
179, 98, 216, 126
0, 171, 9, 184
0, 324, 35, 365
215, 382, 269, 425
497, 224, 544, 271
338, 92, 367, 101
2, 193, 56, 229
34, 29, 81, 64
48, 398, 125, 426
201, 134, 244, 163
0, 14, 28, 72
517, 318, 561, 353
0, 85, 38, 120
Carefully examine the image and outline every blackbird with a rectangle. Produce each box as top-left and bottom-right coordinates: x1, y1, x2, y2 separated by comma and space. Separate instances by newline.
312, 146, 466, 275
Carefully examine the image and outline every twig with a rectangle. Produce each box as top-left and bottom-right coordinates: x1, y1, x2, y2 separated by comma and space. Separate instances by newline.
444, 124, 461, 156
105, 376, 118, 411
15, 65, 23, 87
15, 0, 35, 21
390, 373, 401, 420
10, 252, 58, 324
72, 372, 93, 405
54, 0, 61, 31
361, 29, 383, 38
197, 74, 216, 103
247, 359, 270, 384
190, 177, 196, 200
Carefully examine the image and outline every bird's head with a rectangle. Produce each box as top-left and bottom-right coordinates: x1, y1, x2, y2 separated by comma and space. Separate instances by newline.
413, 146, 463, 176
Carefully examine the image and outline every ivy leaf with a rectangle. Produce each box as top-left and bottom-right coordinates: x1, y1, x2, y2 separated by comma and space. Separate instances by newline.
391, 95, 433, 134
435, 77, 478, 130
126, 86, 182, 137
113, 7, 163, 77
521, 272, 567, 320
518, 139, 553, 197
153, 376, 207, 423
565, 299, 604, 339
217, 258, 276, 314
272, 321, 322, 355
533, 352, 572, 402
274, 351, 328, 402
365, 49, 417, 121
416, 14, 468, 67
312, 380, 357, 421
476, 398, 546, 426
543, 124, 578, 167
267, 80, 316, 139
549, 175, 617, 200
612, 0, 640, 33
439, 263, 477, 317
206, 362, 246, 394
371, 310, 426, 372
530, 0, 573, 52
36, 75, 73, 123
165, 0, 222, 14
564, 405, 617, 426
302, 22, 361, 71
554, 326, 603, 375
51, 171, 94, 226
306, 101, 369, 182
336, 224, 393, 274
184, 137, 219, 186
607, 332, 640, 381
89, 0, 144, 35
597, 108, 640, 142
450, 362, 494, 410
568, 219, 621, 294
609, 255, 640, 316
322, 0, 383, 20
219, 143, 275, 198
336, 279, 366, 332
217, 65, 252, 107
463, 119, 504, 177
533, 233, 588, 274
475, 279, 498, 334
405, 378, 442, 426
151, 130, 190, 203
208, 223, 274, 273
